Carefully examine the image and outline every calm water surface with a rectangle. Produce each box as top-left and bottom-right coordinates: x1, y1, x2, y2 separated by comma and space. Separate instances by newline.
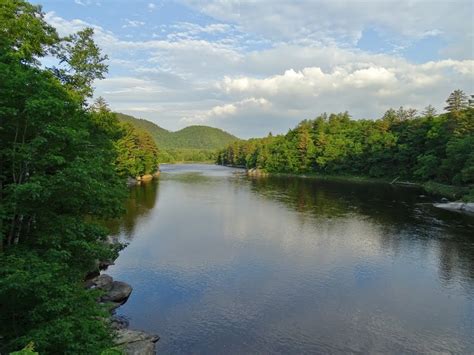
108, 164, 474, 354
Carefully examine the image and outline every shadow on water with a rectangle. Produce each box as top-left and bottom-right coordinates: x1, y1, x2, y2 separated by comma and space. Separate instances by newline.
106, 180, 160, 239
248, 175, 474, 289
107, 165, 474, 354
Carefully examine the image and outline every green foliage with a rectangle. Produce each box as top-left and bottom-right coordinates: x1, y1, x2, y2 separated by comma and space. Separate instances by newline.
0, 250, 113, 354
116, 112, 239, 153
0, 0, 59, 64
115, 122, 160, 177
9, 342, 38, 355
159, 148, 217, 163
0, 1, 146, 353
218, 91, 474, 200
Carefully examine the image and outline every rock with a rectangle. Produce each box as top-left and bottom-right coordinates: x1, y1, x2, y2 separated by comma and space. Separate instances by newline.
434, 202, 474, 214
115, 329, 159, 355
110, 315, 129, 330
101, 281, 132, 303
141, 174, 153, 182
95, 274, 114, 291
247, 168, 269, 177
126, 177, 138, 187
122, 340, 156, 355
153, 170, 160, 178
441, 197, 449, 202
85, 273, 113, 290
99, 259, 115, 270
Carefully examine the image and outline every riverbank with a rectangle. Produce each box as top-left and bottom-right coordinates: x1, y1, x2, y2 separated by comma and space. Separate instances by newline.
88, 236, 159, 354
160, 160, 216, 164
234, 166, 473, 202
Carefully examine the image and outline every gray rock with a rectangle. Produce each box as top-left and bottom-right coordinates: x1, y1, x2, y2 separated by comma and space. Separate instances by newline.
434, 202, 474, 214
94, 274, 114, 291
115, 329, 159, 355
101, 281, 132, 303
110, 315, 129, 330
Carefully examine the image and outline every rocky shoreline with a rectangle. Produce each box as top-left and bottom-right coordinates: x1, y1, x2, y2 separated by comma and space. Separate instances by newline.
85, 232, 159, 354
85, 273, 159, 354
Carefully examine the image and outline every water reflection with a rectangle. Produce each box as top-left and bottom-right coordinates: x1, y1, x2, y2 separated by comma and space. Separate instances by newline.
107, 164, 474, 354
107, 181, 159, 239
248, 176, 474, 289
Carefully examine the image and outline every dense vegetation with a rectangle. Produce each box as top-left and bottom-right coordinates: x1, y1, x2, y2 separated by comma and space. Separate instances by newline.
218, 92, 474, 200
116, 113, 238, 162
0, 1, 158, 353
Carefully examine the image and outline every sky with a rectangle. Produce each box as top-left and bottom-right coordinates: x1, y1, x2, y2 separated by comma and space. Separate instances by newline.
37, 0, 474, 138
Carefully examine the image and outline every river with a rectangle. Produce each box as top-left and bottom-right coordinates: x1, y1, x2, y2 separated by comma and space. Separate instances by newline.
107, 164, 474, 354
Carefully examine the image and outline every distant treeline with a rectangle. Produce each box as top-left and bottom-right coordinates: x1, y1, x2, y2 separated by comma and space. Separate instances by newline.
218, 91, 474, 199
159, 148, 216, 163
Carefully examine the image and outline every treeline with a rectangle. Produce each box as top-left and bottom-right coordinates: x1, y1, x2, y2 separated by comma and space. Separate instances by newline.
159, 148, 216, 163
218, 91, 474, 199
0, 1, 157, 353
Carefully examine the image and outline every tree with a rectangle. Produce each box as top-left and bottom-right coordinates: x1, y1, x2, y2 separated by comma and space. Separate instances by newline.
422, 105, 437, 118
52, 28, 108, 102
444, 89, 468, 114
0, 1, 127, 353
0, 0, 59, 64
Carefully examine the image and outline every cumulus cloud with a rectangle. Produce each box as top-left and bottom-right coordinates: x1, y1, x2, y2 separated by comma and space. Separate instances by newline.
43, 6, 473, 138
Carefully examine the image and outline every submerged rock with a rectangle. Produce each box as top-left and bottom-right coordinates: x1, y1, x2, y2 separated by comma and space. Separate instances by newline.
434, 202, 474, 214
115, 329, 160, 355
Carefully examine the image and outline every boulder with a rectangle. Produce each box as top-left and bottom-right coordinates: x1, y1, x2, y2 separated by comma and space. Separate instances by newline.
247, 168, 269, 177
94, 274, 114, 291
101, 281, 132, 303
434, 202, 474, 214
110, 315, 129, 330
141, 174, 153, 182
115, 329, 159, 355
85, 273, 113, 290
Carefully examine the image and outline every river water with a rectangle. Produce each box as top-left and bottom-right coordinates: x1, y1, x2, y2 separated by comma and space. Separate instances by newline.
107, 164, 474, 354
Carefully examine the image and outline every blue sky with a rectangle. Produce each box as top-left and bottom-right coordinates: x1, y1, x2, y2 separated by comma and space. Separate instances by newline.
38, 0, 473, 138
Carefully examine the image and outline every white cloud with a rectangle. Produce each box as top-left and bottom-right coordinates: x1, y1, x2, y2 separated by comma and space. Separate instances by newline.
184, 0, 473, 59
122, 19, 146, 28
43, 11, 473, 138
181, 97, 271, 124
148, 3, 156, 10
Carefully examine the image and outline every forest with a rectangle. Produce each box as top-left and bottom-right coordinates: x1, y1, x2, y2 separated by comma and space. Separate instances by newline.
218, 93, 474, 200
0, 0, 159, 353
116, 113, 238, 163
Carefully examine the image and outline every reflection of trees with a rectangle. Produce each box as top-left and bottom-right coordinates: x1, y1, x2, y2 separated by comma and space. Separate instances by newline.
106, 181, 160, 239
248, 175, 474, 289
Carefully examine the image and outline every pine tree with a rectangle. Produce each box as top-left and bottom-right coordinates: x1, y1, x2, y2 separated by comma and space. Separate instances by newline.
444, 89, 468, 114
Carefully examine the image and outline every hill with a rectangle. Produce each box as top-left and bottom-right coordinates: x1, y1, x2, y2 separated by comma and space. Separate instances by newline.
115, 113, 238, 150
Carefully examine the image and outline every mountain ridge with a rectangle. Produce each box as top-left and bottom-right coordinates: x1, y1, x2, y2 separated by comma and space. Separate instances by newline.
115, 112, 239, 150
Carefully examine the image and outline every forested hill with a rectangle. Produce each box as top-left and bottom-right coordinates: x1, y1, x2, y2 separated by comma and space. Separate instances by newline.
116, 113, 238, 150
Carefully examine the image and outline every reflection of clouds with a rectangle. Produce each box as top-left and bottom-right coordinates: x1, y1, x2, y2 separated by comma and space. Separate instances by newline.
109, 165, 474, 353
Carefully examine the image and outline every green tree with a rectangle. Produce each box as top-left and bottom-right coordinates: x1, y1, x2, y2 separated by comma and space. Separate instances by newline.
0, 1, 129, 353
444, 89, 468, 114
